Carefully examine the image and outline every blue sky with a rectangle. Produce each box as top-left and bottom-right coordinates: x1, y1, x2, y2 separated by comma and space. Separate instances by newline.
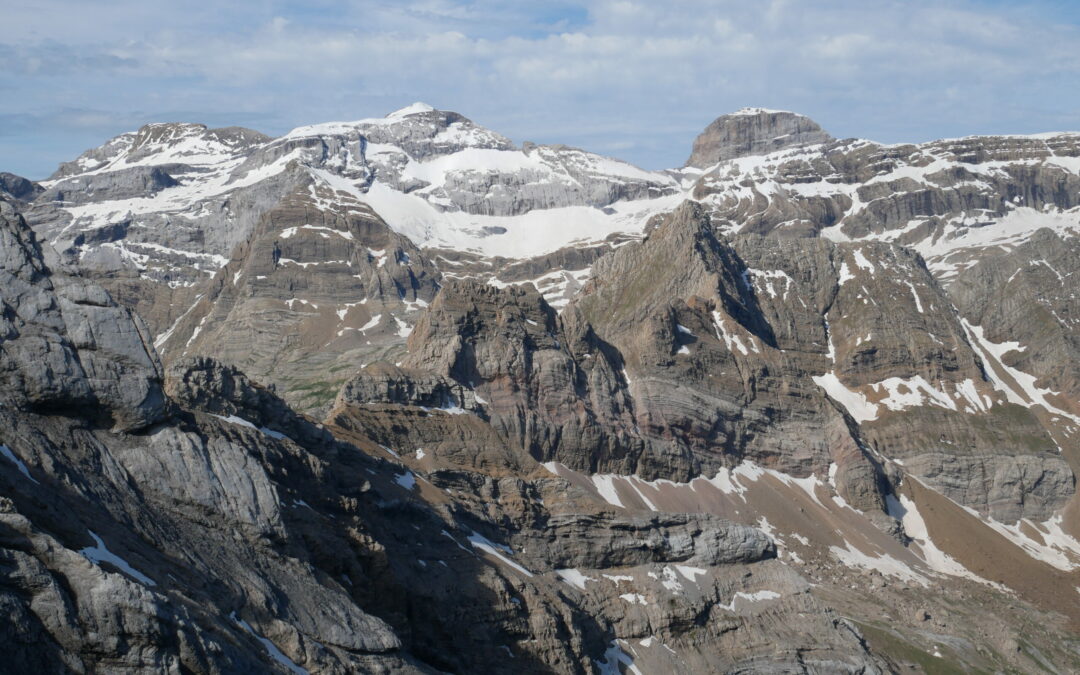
3, 0, 1079, 179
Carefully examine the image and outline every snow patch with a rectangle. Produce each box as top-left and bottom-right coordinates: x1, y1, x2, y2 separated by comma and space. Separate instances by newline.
718, 590, 782, 612
231, 613, 309, 675
394, 471, 417, 490
0, 444, 39, 484
467, 532, 534, 577
79, 530, 156, 586
556, 568, 595, 590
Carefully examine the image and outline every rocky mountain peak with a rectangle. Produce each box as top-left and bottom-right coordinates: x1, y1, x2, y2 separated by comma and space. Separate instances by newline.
685, 107, 834, 168
125, 122, 270, 164
0, 172, 42, 202
48, 122, 269, 180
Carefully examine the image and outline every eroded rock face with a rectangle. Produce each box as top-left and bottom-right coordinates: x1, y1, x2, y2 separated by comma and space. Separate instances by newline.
156, 178, 441, 414
685, 108, 834, 168
0, 172, 42, 203
0, 199, 165, 431
350, 200, 1073, 523
950, 228, 1080, 408
38, 165, 180, 205
515, 512, 775, 569
691, 131, 1080, 281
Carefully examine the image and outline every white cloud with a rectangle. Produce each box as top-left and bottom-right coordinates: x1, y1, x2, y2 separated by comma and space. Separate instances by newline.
2, 0, 1079, 178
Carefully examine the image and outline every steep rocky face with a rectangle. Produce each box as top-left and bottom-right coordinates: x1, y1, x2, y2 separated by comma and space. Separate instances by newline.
578, 203, 1071, 522
154, 176, 441, 413
0, 199, 408, 671
0, 172, 42, 203
346, 279, 648, 479
950, 228, 1080, 411
351, 201, 1073, 525
685, 108, 834, 168
0, 200, 165, 431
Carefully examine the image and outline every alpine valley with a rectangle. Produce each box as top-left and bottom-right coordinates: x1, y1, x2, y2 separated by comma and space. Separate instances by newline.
2, 103, 1079, 673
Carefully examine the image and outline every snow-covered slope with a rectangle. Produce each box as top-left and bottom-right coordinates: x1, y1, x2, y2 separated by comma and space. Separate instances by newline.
28, 104, 1080, 295
28, 103, 682, 291
692, 130, 1080, 282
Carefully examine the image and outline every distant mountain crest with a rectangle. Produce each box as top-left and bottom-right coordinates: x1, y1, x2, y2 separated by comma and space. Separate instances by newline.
685, 108, 833, 167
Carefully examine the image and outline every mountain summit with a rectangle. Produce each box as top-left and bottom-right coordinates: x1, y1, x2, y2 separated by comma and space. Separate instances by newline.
685, 107, 834, 167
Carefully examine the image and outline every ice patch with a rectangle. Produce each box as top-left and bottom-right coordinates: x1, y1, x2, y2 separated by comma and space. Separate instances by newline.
650, 566, 684, 594
674, 565, 708, 583
852, 249, 876, 273
812, 372, 879, 422
962, 320, 1080, 424
904, 281, 924, 313
703, 461, 766, 501
211, 414, 287, 440
837, 262, 855, 285
358, 314, 382, 332
712, 310, 756, 355
596, 640, 642, 675
954, 508, 1080, 572
591, 475, 625, 508
887, 493, 1007, 590
829, 539, 928, 586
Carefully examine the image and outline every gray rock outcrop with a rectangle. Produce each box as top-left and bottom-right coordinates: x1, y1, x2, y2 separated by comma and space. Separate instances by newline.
685, 108, 834, 167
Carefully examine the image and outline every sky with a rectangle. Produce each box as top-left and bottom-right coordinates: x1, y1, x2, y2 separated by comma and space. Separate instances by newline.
3, 0, 1080, 179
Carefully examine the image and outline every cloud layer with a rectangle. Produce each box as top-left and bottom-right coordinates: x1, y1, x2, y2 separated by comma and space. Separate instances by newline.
4, 0, 1079, 178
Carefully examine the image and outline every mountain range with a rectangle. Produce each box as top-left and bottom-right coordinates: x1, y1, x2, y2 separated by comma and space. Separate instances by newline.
1, 103, 1078, 673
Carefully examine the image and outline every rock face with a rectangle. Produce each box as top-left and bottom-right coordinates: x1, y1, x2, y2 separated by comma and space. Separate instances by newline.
685, 108, 834, 168
0, 200, 166, 431
343, 201, 1072, 524
690, 130, 1080, 279
0, 172, 42, 203
950, 228, 1080, 408
38, 165, 181, 205
154, 177, 441, 413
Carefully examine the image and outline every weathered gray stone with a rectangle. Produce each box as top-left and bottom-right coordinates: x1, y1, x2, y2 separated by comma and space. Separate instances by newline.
685, 108, 834, 168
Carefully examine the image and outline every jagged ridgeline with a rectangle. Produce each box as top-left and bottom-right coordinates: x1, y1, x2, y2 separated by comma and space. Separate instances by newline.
1, 104, 1078, 673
